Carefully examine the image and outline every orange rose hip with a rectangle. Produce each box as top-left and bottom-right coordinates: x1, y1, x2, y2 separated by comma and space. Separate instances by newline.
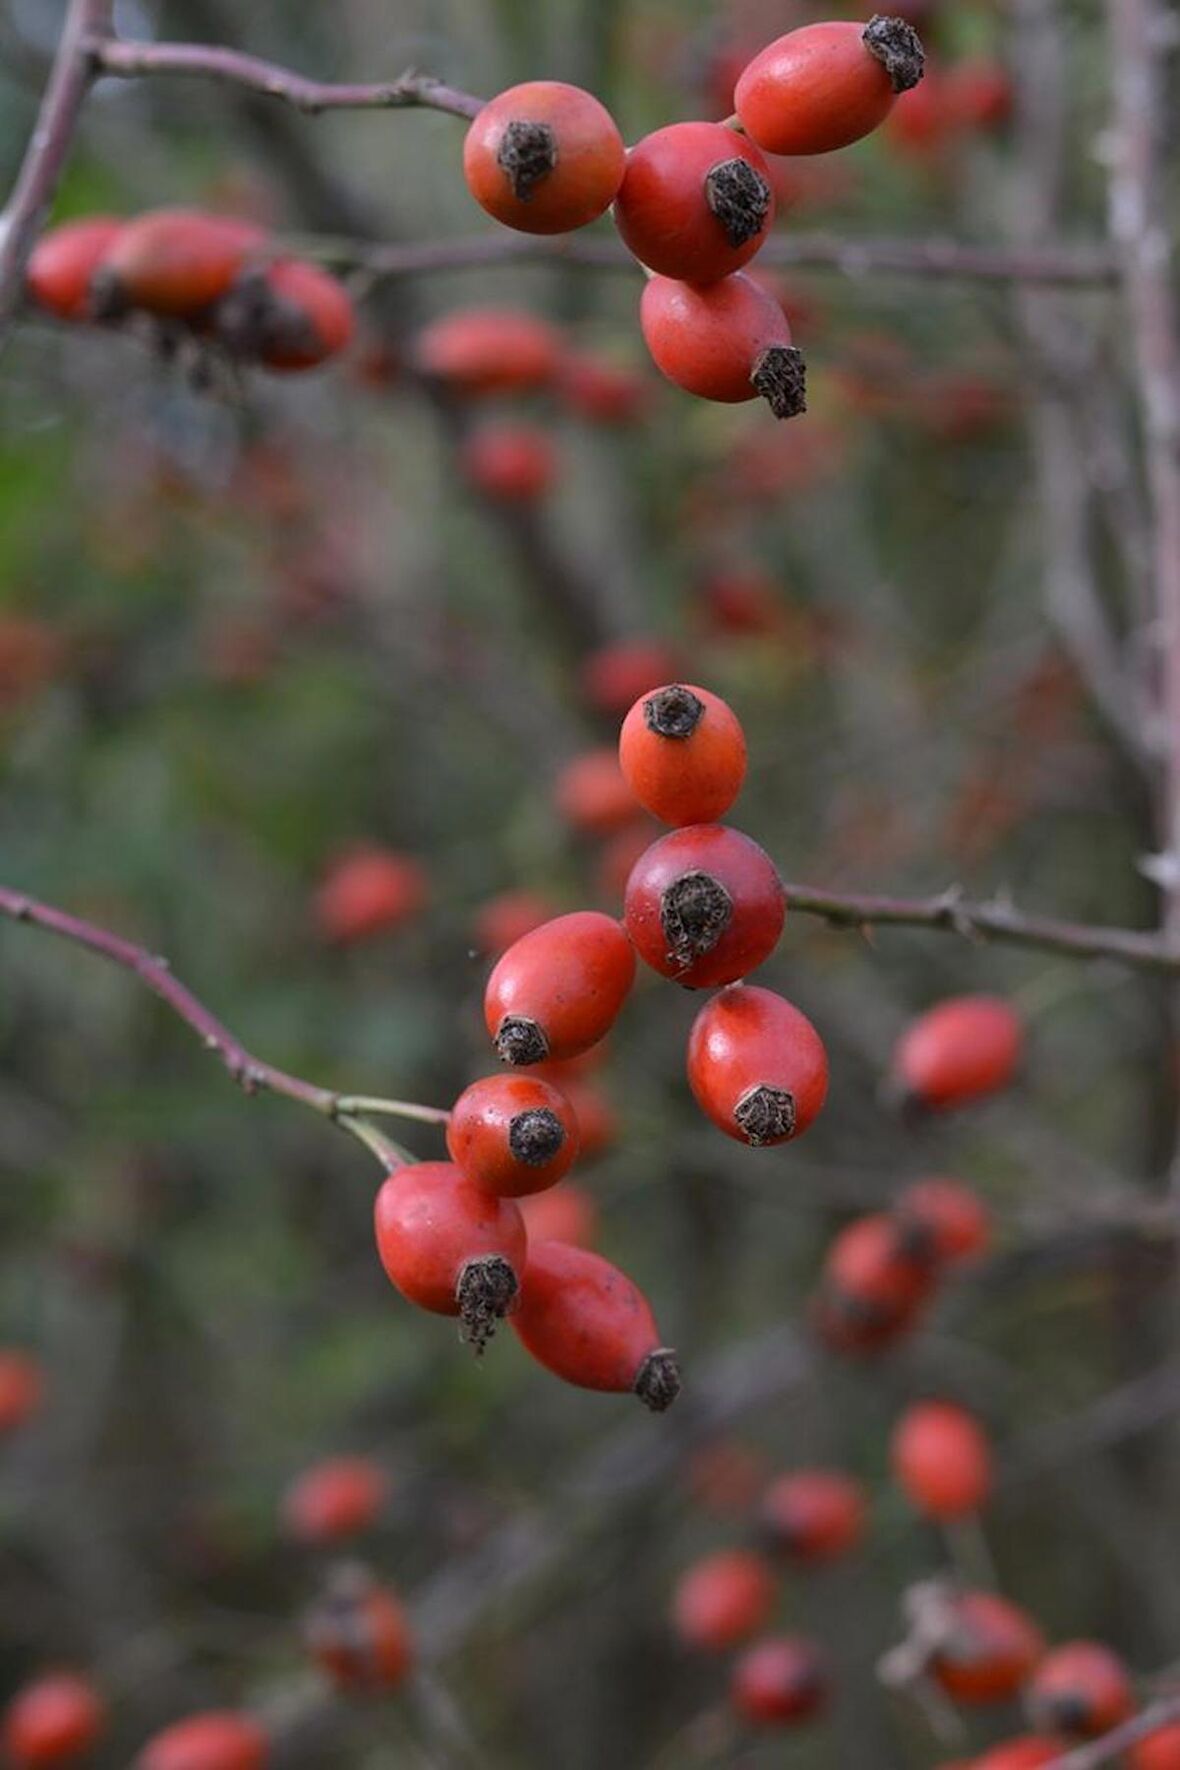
484, 910, 636, 1065
687, 985, 828, 1145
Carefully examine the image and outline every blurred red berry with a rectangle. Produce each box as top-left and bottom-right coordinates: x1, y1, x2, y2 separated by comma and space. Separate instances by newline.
282, 1457, 388, 1544
671, 1549, 776, 1651
314, 847, 427, 944
2, 1673, 105, 1768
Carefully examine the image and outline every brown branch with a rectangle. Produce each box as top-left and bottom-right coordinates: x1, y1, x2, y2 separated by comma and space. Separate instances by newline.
322, 229, 1117, 287
1105, 0, 1180, 930
783, 880, 1180, 973
0, 0, 114, 347
1042, 1693, 1180, 1768
0, 884, 445, 1166
87, 36, 483, 119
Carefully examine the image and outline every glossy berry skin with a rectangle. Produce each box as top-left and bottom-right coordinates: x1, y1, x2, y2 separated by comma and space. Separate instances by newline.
624, 824, 784, 988
614, 123, 775, 284
281, 1456, 388, 1544
314, 847, 427, 943
518, 1182, 599, 1250
1132, 1724, 1180, 1770
1026, 1642, 1134, 1740
730, 1636, 826, 1727
136, 1712, 268, 1770
734, 20, 924, 157
892, 1178, 991, 1266
671, 1549, 776, 1652
484, 911, 636, 1066
974, 1741, 1060, 1770
511, 1241, 679, 1410
891, 1400, 992, 1520
462, 424, 556, 503
640, 274, 804, 416
227, 258, 354, 370
464, 82, 625, 235
619, 684, 747, 826
893, 996, 1023, 1110
760, 1469, 866, 1563
930, 1591, 1046, 1705
687, 985, 828, 1147
0, 1349, 44, 1432
373, 1163, 526, 1349
306, 1572, 413, 1691
413, 307, 560, 396
26, 218, 123, 320
447, 1074, 580, 1197
554, 749, 640, 837
93, 210, 266, 318
2, 1673, 105, 1768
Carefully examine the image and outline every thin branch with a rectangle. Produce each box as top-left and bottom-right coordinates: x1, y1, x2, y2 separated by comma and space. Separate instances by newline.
316, 229, 1118, 287
0, 885, 438, 1168
1042, 1693, 1180, 1767
1105, 0, 1180, 927
782, 880, 1180, 972
0, 0, 113, 347
88, 36, 483, 119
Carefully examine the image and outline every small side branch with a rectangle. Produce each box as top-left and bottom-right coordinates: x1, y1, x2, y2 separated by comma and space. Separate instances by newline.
88, 37, 484, 119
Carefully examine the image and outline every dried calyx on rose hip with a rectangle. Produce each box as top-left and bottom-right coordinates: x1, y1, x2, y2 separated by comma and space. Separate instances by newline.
304, 1564, 413, 1691
212, 258, 355, 371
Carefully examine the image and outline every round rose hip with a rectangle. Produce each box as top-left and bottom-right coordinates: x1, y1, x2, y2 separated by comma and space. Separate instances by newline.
614, 121, 775, 283
2, 1672, 105, 1768
687, 985, 828, 1146
447, 1073, 580, 1197
463, 82, 625, 234
619, 684, 747, 826
730, 1636, 827, 1727
624, 824, 784, 988
671, 1549, 776, 1651
891, 1400, 993, 1520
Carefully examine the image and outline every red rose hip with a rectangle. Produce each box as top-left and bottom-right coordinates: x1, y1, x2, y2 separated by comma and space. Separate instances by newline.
463, 82, 625, 234
305, 1567, 413, 1691
373, 1162, 527, 1351
624, 823, 784, 987
484, 910, 636, 1065
672, 1549, 776, 1651
891, 1400, 993, 1520
447, 1074, 580, 1197
893, 995, 1023, 1109
511, 1241, 679, 1410
619, 684, 747, 826
26, 217, 123, 320
734, 18, 925, 157
640, 273, 806, 417
760, 1468, 867, 1562
3, 1673, 105, 1768
1026, 1641, 1134, 1739
136, 1712, 268, 1770
687, 985, 828, 1146
730, 1636, 827, 1726
614, 122, 775, 283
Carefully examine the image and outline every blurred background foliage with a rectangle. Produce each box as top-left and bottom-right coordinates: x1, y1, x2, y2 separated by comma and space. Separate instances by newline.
1, 0, 1178, 1764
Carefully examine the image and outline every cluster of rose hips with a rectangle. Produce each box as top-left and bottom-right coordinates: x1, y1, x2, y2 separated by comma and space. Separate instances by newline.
25, 209, 354, 373
370, 681, 829, 1408
463, 17, 925, 416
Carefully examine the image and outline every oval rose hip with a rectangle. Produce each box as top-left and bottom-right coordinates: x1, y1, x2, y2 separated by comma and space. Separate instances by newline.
640, 273, 806, 417
671, 1549, 776, 1651
734, 18, 925, 157
687, 985, 828, 1146
892, 995, 1023, 1110
2, 1673, 105, 1768
624, 824, 784, 988
511, 1240, 679, 1410
484, 910, 636, 1065
891, 1400, 993, 1520
26, 217, 123, 321
373, 1162, 527, 1351
91, 208, 266, 319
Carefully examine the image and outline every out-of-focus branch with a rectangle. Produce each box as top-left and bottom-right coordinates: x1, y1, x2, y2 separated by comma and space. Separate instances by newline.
88, 37, 484, 120
0, 884, 447, 1167
783, 880, 1180, 973
0, 0, 113, 346
315, 229, 1117, 286
1042, 1693, 1180, 1768
1105, 0, 1180, 931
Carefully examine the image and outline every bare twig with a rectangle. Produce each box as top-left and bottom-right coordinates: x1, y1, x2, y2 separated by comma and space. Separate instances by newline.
1105, 0, 1180, 928
1041, 1692, 1180, 1767
88, 37, 484, 120
317, 229, 1118, 287
0, 0, 113, 345
783, 880, 1180, 973
0, 884, 443, 1168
